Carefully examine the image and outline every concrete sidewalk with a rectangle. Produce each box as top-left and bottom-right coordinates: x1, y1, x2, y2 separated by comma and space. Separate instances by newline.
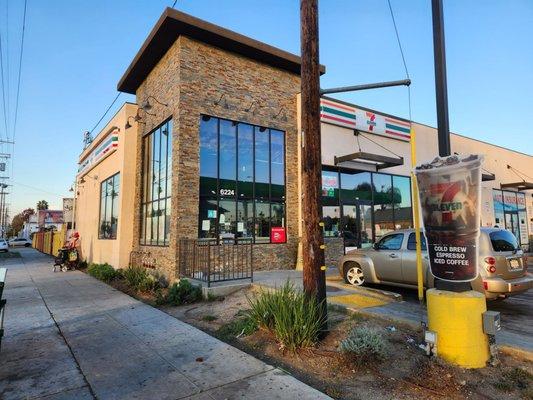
0, 249, 330, 400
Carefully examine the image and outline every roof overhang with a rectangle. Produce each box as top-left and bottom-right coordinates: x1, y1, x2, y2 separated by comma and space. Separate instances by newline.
334, 151, 404, 171
500, 181, 533, 191
482, 172, 496, 182
118, 8, 326, 94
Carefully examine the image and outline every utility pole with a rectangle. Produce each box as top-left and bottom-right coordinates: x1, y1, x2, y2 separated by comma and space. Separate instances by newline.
0, 185, 6, 236
300, 0, 328, 328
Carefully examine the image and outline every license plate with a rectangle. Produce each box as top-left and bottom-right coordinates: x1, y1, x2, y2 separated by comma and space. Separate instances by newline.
509, 259, 521, 270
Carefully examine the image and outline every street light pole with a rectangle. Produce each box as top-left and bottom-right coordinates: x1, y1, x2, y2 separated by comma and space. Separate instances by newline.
300, 0, 327, 329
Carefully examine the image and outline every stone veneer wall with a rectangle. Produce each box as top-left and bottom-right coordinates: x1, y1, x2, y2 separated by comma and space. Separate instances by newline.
132, 36, 301, 280
324, 237, 344, 269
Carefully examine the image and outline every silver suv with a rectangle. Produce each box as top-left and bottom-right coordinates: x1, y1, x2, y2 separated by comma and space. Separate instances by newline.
338, 228, 532, 300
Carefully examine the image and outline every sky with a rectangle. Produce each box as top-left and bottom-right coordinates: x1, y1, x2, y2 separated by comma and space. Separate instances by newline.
1, 0, 532, 217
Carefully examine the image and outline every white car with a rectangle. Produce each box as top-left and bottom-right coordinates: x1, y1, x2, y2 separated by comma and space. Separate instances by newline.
0, 238, 8, 252
9, 237, 31, 247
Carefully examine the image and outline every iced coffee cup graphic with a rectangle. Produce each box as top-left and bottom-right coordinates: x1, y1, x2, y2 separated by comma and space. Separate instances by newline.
415, 154, 483, 282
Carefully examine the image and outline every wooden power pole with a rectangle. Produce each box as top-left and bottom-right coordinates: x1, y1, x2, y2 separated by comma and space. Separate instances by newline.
300, 0, 328, 327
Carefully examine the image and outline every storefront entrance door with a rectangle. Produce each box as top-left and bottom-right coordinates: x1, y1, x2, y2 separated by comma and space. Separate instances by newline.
341, 201, 373, 251
504, 212, 520, 245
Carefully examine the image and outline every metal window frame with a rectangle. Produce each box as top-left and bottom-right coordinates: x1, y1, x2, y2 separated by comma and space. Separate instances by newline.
98, 172, 120, 240
140, 117, 173, 247
320, 167, 413, 245
198, 115, 287, 245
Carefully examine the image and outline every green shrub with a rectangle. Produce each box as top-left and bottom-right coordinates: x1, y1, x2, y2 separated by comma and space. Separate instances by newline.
247, 281, 325, 351
122, 265, 148, 289
166, 279, 203, 306
339, 326, 388, 362
122, 265, 166, 293
87, 263, 118, 283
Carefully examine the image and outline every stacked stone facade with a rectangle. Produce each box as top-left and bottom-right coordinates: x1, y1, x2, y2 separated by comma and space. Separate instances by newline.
132, 36, 301, 280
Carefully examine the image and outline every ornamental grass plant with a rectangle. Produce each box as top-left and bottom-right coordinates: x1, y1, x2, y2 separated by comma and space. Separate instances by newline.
247, 281, 325, 351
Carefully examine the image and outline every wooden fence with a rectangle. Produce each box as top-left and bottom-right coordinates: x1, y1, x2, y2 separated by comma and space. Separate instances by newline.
32, 228, 66, 257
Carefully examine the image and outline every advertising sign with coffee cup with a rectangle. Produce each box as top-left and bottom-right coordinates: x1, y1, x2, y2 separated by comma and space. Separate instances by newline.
415, 154, 483, 282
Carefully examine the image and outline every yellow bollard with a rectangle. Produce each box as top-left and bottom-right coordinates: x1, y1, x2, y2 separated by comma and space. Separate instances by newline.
426, 289, 490, 368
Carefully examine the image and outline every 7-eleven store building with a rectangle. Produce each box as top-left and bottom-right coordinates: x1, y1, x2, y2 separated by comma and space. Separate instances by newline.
313, 96, 532, 265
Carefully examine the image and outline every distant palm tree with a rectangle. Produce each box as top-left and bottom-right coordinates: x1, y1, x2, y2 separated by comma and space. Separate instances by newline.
37, 200, 49, 210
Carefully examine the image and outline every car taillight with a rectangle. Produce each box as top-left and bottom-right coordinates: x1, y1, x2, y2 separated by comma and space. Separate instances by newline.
485, 256, 496, 265
483, 281, 488, 290
484, 257, 496, 273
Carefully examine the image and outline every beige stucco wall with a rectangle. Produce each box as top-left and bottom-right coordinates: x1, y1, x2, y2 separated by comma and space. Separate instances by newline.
75, 102, 139, 268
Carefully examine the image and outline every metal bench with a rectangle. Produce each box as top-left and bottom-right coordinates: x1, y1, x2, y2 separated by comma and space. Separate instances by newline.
0, 268, 6, 350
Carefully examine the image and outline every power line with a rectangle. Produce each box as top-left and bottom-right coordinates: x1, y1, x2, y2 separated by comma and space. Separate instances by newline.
4, 0, 9, 138
387, 0, 413, 129
89, 92, 121, 134
12, 0, 27, 143
11, 180, 65, 198
171, 0, 178, 8
387, 0, 410, 79
0, 14, 8, 140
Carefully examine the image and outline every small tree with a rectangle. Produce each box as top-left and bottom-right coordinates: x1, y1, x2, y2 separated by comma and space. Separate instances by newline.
36, 200, 49, 210
9, 214, 25, 237
21, 208, 35, 222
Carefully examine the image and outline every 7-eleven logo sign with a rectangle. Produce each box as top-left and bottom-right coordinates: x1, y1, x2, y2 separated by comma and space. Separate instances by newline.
366, 112, 376, 132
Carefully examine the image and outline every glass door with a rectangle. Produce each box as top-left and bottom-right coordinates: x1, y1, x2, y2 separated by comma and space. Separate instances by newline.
359, 203, 373, 248
341, 201, 373, 251
504, 212, 520, 245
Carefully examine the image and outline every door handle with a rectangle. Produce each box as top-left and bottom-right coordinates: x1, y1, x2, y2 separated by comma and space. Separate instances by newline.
389, 253, 399, 259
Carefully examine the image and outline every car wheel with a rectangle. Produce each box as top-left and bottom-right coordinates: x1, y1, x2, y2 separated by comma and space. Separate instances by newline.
344, 262, 365, 286
24, 243, 31, 247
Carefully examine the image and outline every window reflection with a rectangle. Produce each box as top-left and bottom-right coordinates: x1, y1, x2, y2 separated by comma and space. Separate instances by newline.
99, 173, 120, 240
392, 176, 412, 229
321, 169, 413, 246
141, 119, 172, 246
255, 200, 270, 243
340, 171, 372, 202
198, 116, 286, 244
238, 124, 254, 198
323, 206, 339, 237
255, 126, 270, 200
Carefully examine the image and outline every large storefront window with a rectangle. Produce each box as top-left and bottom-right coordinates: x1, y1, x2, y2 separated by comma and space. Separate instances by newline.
140, 119, 172, 246
392, 175, 413, 230
321, 168, 413, 247
492, 189, 529, 249
99, 173, 120, 239
199, 115, 286, 243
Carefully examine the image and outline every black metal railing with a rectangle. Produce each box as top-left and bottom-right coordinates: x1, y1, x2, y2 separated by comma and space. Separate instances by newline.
129, 250, 157, 270
179, 238, 253, 287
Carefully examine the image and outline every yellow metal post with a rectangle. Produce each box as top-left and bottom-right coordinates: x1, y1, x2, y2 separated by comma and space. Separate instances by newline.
427, 289, 490, 368
409, 128, 424, 301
